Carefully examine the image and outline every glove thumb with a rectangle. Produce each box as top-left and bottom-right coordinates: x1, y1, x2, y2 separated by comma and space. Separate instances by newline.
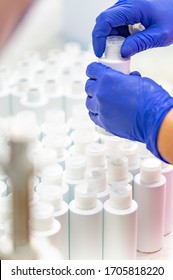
130, 71, 141, 77
121, 27, 161, 58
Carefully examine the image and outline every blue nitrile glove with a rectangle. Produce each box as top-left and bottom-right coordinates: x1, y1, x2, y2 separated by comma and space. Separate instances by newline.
92, 0, 173, 58
85, 62, 173, 161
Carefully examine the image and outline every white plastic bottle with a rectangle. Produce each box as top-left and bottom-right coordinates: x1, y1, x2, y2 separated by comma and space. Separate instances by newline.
10, 78, 29, 114
36, 163, 69, 204
30, 202, 61, 249
134, 158, 166, 252
45, 79, 64, 111
161, 161, 173, 235
63, 154, 86, 202
20, 87, 48, 125
98, 36, 130, 136
65, 79, 86, 120
104, 184, 138, 259
40, 186, 69, 259
69, 183, 103, 259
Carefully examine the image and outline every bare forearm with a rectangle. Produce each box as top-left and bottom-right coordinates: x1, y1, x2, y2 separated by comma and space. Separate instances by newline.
157, 108, 173, 164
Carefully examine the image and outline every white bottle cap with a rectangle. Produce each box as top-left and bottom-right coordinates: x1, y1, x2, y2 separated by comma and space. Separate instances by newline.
71, 79, 85, 96
72, 119, 95, 134
107, 157, 128, 181
42, 122, 67, 137
45, 79, 57, 95
85, 143, 106, 168
16, 110, 37, 124
105, 36, 125, 60
40, 185, 63, 211
26, 88, 42, 103
41, 164, 63, 185
73, 131, 95, 154
84, 167, 106, 192
0, 180, 7, 197
35, 148, 57, 171
75, 183, 97, 210
71, 104, 89, 121
65, 155, 86, 180
42, 135, 65, 157
31, 202, 54, 231
119, 141, 139, 168
64, 42, 81, 55
140, 158, 161, 184
17, 78, 29, 92
110, 184, 132, 210
45, 109, 65, 124
102, 135, 121, 157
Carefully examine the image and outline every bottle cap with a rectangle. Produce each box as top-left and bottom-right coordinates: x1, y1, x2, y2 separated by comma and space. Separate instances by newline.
107, 157, 128, 181
71, 79, 85, 96
41, 164, 63, 185
85, 143, 106, 168
26, 88, 41, 103
42, 135, 65, 157
45, 109, 65, 124
102, 135, 121, 157
37, 148, 57, 169
40, 185, 63, 211
84, 167, 106, 192
75, 183, 97, 210
31, 202, 54, 231
45, 79, 57, 95
65, 155, 86, 180
42, 122, 67, 137
110, 184, 132, 209
105, 36, 125, 60
73, 131, 95, 154
119, 141, 139, 168
140, 158, 161, 184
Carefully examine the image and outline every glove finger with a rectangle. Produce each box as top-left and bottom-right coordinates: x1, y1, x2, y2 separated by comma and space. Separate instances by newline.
89, 111, 100, 127
86, 96, 98, 114
85, 79, 97, 97
121, 26, 162, 58
86, 62, 108, 79
92, 6, 139, 57
130, 71, 141, 77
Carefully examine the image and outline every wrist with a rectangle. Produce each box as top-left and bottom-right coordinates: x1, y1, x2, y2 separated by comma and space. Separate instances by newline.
157, 108, 173, 164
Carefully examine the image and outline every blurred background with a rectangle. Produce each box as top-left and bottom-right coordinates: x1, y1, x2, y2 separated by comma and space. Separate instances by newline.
0, 0, 173, 85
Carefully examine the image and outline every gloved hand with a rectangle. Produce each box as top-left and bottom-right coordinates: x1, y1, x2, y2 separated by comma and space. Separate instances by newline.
85, 62, 173, 160
92, 0, 173, 58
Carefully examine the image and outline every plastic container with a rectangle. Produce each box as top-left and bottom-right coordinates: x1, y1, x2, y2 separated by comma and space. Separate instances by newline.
40, 186, 69, 259
63, 154, 86, 202
84, 167, 109, 203
134, 158, 166, 252
161, 162, 173, 235
69, 183, 103, 259
104, 184, 138, 259
98, 36, 130, 136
